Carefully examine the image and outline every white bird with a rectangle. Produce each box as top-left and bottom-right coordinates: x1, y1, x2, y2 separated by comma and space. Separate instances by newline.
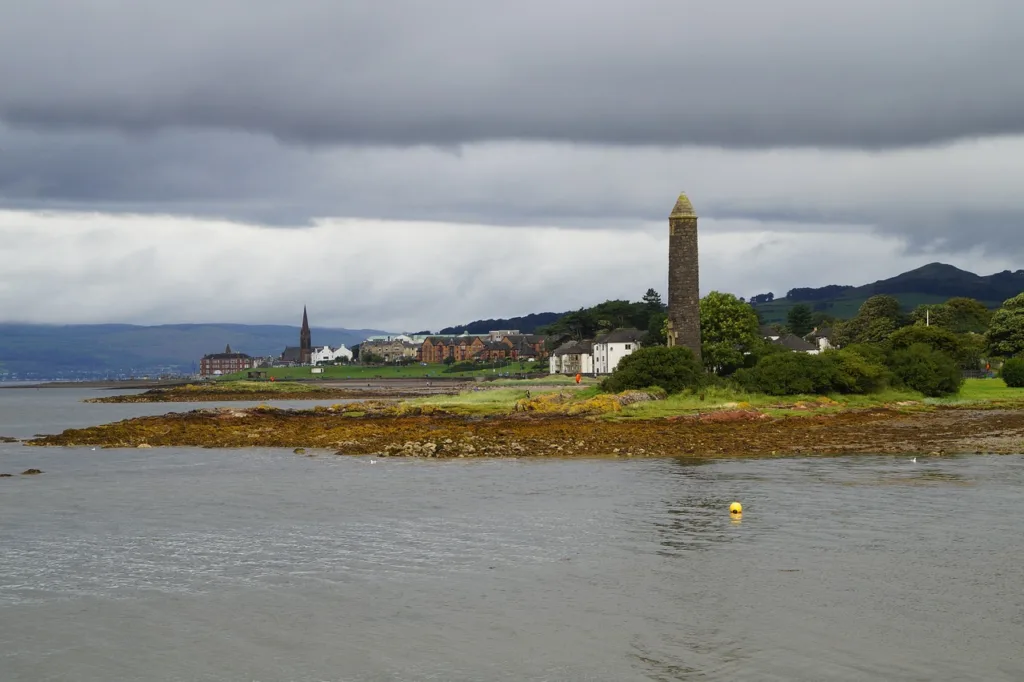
369, 459, 377, 464
910, 457, 917, 463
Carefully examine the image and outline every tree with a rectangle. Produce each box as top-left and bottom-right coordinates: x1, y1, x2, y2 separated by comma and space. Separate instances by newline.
888, 325, 973, 368
786, 304, 814, 337
911, 298, 991, 334
911, 303, 954, 329
985, 293, 1024, 357
600, 346, 704, 394
945, 297, 993, 334
832, 295, 904, 346
646, 312, 668, 346
642, 288, 664, 312
699, 291, 762, 374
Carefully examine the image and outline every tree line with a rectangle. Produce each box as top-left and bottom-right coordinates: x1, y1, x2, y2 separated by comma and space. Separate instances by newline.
598, 290, 1024, 399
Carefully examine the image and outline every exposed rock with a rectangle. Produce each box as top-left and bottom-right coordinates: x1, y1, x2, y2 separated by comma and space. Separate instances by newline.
0, 473, 13, 478
0, 436, 19, 443
23, 404, 1024, 459
21, 469, 43, 475
293, 447, 307, 455
137, 443, 152, 448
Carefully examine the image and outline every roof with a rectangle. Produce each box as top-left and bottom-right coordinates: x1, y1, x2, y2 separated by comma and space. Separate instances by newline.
669, 192, 697, 219
202, 352, 252, 360
773, 334, 817, 352
552, 341, 578, 357
808, 326, 833, 338
280, 346, 303, 362
596, 328, 645, 344
759, 325, 780, 337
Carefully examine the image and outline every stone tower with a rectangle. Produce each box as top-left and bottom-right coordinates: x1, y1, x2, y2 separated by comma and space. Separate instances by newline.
299, 306, 312, 364
666, 192, 702, 363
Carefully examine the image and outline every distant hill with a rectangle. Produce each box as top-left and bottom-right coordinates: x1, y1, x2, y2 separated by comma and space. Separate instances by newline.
0, 323, 387, 380
438, 312, 566, 335
753, 263, 1024, 324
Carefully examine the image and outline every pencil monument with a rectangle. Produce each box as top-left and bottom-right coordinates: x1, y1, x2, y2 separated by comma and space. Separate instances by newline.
666, 192, 702, 363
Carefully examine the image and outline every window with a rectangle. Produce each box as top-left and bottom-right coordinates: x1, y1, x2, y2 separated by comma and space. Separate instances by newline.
625, 344, 631, 350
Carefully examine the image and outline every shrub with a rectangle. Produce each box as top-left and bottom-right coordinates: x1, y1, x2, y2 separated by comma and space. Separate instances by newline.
889, 343, 963, 397
733, 352, 839, 396
1000, 357, 1024, 387
828, 349, 891, 394
600, 346, 704, 394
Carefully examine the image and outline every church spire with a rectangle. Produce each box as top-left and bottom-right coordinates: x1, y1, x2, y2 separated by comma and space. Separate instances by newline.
299, 306, 312, 362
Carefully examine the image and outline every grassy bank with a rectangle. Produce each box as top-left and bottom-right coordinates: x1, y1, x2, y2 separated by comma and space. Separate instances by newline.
218, 362, 550, 382
400, 378, 1024, 418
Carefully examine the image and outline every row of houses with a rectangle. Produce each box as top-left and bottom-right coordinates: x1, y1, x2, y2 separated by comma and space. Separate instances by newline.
549, 328, 645, 375
357, 330, 549, 365
547, 325, 836, 378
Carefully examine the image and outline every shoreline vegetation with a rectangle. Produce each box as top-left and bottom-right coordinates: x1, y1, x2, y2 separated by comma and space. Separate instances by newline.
82, 379, 473, 403
24, 378, 1024, 458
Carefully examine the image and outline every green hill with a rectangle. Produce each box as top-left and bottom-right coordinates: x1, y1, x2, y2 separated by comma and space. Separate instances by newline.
752, 263, 1023, 324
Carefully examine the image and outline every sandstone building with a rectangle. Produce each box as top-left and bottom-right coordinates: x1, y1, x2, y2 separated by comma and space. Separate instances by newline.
199, 344, 254, 377
666, 192, 702, 362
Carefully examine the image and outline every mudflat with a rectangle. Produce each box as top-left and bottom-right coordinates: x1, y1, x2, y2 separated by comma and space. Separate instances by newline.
25, 404, 1024, 458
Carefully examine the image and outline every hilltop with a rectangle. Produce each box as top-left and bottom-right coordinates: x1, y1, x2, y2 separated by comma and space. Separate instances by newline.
752, 263, 1024, 323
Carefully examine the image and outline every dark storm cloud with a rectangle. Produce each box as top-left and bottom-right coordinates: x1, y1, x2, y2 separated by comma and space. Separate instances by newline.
1, 1, 1022, 149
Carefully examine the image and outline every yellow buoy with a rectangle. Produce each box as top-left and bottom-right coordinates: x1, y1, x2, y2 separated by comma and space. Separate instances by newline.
729, 502, 743, 515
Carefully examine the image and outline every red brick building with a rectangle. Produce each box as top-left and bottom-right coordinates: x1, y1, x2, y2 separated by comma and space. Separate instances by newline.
419, 333, 549, 363
199, 344, 254, 377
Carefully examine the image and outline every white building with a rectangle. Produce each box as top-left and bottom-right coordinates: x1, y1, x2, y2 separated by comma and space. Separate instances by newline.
312, 344, 353, 364
549, 340, 594, 375
592, 328, 644, 375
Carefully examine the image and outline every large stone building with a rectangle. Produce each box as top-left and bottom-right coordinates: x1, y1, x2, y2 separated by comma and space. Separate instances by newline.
358, 336, 419, 363
666, 193, 702, 362
199, 344, 254, 377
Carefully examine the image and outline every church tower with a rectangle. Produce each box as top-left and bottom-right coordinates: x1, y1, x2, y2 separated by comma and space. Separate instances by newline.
299, 306, 312, 364
666, 193, 702, 363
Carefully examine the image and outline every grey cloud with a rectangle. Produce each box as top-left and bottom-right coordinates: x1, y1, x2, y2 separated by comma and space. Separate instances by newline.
4, 124, 1024, 256
1, 1, 1023, 149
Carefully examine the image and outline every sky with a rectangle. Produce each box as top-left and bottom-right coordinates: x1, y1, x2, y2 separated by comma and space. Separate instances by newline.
2, 1, 1024, 332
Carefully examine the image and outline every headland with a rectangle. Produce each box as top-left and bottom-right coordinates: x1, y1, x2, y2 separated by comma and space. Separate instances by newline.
23, 379, 1024, 458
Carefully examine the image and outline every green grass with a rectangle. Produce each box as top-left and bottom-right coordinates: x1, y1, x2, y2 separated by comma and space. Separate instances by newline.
219, 364, 450, 381
218, 362, 549, 381
185, 380, 322, 393
402, 378, 1021, 421
926, 377, 1024, 406
402, 386, 586, 415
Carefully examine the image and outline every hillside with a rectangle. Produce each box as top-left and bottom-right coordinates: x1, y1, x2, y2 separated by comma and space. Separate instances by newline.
0, 323, 387, 380
438, 312, 566, 335
752, 263, 1023, 324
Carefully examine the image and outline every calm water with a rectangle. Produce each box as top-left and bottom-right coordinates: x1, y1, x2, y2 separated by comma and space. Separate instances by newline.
1, 389, 1023, 681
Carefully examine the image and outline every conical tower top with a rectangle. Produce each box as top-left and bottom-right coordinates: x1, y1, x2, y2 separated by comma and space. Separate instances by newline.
301, 306, 309, 331
669, 192, 697, 219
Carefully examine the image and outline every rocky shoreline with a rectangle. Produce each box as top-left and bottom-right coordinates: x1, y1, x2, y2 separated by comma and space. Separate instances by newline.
24, 404, 1024, 458
85, 382, 468, 403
